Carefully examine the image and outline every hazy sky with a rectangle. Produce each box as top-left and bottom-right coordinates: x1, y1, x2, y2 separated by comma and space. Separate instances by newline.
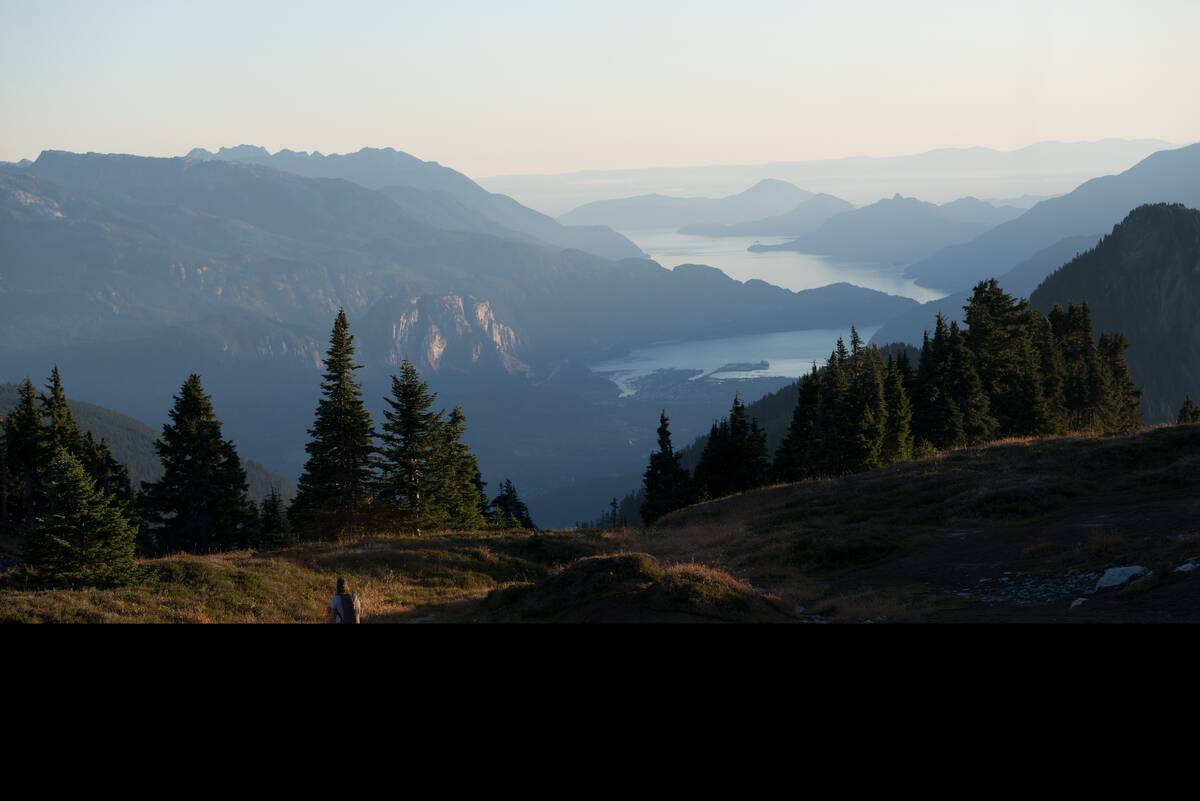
2, 0, 1198, 177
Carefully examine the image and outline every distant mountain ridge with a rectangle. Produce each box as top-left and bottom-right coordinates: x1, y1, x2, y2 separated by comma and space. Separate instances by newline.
905, 143, 1200, 292
1, 150, 918, 526
556, 179, 814, 231
186, 145, 645, 261
749, 194, 1003, 266
679, 193, 855, 238
484, 139, 1177, 215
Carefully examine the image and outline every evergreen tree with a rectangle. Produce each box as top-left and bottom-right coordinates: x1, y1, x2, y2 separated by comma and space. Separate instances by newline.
695, 395, 769, 499
882, 358, 914, 463
814, 339, 854, 474
24, 448, 138, 588
291, 310, 378, 533
850, 345, 888, 471
376, 359, 445, 531
258, 488, 292, 548
1179, 396, 1200, 425
964, 281, 1038, 437
947, 322, 997, 445
774, 366, 821, 482
641, 411, 696, 527
40, 367, 82, 456
3, 380, 43, 529
1028, 311, 1068, 436
434, 407, 490, 531
1098, 333, 1143, 434
139, 375, 255, 555
490, 480, 536, 530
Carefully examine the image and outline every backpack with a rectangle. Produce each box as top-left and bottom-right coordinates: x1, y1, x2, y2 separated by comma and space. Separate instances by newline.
334, 593, 361, 625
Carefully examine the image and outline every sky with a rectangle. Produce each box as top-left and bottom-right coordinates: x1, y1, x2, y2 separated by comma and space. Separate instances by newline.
2, 0, 1198, 177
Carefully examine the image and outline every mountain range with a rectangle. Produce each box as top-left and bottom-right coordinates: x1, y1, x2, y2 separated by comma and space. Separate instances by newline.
0, 150, 918, 527
678, 193, 855, 238
749, 194, 1014, 266
556, 179, 813, 231
905, 143, 1200, 292
185, 146, 645, 261
484, 139, 1176, 216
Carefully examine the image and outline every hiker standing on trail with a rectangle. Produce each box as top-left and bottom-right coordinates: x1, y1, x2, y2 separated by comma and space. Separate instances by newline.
327, 577, 363, 625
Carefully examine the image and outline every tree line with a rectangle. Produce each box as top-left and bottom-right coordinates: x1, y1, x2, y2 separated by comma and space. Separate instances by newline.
1, 310, 534, 589
639, 280, 1151, 527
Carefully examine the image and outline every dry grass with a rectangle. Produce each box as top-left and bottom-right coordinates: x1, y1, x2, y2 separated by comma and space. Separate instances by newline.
0, 531, 601, 624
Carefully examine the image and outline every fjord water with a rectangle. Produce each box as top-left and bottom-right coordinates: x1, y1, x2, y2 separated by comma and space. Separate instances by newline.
591, 327, 877, 397
630, 228, 947, 303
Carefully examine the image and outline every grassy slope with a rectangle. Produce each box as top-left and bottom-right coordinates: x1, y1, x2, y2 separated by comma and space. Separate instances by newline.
618, 425, 1200, 622
4, 426, 1198, 624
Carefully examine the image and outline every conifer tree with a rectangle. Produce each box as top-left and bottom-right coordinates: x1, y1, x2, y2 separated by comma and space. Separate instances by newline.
695, 395, 768, 498
40, 367, 82, 456
1028, 311, 1067, 436
376, 359, 444, 531
24, 448, 138, 588
434, 407, 490, 531
3, 379, 43, 529
258, 488, 292, 548
139, 375, 255, 555
291, 310, 378, 533
490, 480, 536, 530
1098, 333, 1143, 434
882, 358, 914, 463
641, 411, 696, 527
964, 281, 1037, 437
947, 321, 997, 445
774, 366, 821, 482
1179, 397, 1200, 425
850, 346, 888, 471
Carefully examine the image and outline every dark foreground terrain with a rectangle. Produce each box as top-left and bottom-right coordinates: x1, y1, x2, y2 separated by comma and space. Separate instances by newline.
3, 425, 1197, 624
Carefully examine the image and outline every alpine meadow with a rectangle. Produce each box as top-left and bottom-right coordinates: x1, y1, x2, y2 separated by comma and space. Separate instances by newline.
3, 1, 1200, 624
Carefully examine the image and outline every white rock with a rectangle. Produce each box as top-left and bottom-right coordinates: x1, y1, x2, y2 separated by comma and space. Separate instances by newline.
1071, 598, 1088, 610
1094, 566, 1150, 591
1175, 562, 1197, 574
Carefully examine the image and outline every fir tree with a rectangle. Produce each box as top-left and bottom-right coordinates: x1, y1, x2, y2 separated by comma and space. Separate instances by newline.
947, 321, 997, 445
1028, 311, 1068, 436
291, 310, 378, 534
1098, 333, 1143, 434
774, 366, 821, 482
1179, 397, 1200, 425
434, 407, 490, 531
24, 448, 138, 588
376, 359, 444, 531
641, 411, 696, 527
490, 480, 536, 530
850, 345, 888, 471
964, 281, 1038, 437
258, 488, 292, 548
40, 367, 82, 456
139, 375, 255, 555
3, 379, 43, 529
882, 358, 914, 463
695, 395, 769, 499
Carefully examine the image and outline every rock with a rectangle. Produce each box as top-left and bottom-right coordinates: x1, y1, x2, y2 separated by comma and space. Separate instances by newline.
1094, 566, 1150, 591
1070, 598, 1089, 610
1174, 562, 1198, 574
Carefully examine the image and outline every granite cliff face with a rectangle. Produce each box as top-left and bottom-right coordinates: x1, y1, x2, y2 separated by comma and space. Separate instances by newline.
365, 295, 529, 377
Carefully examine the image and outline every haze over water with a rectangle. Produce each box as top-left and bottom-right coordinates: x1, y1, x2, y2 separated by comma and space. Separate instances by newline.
628, 229, 948, 303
